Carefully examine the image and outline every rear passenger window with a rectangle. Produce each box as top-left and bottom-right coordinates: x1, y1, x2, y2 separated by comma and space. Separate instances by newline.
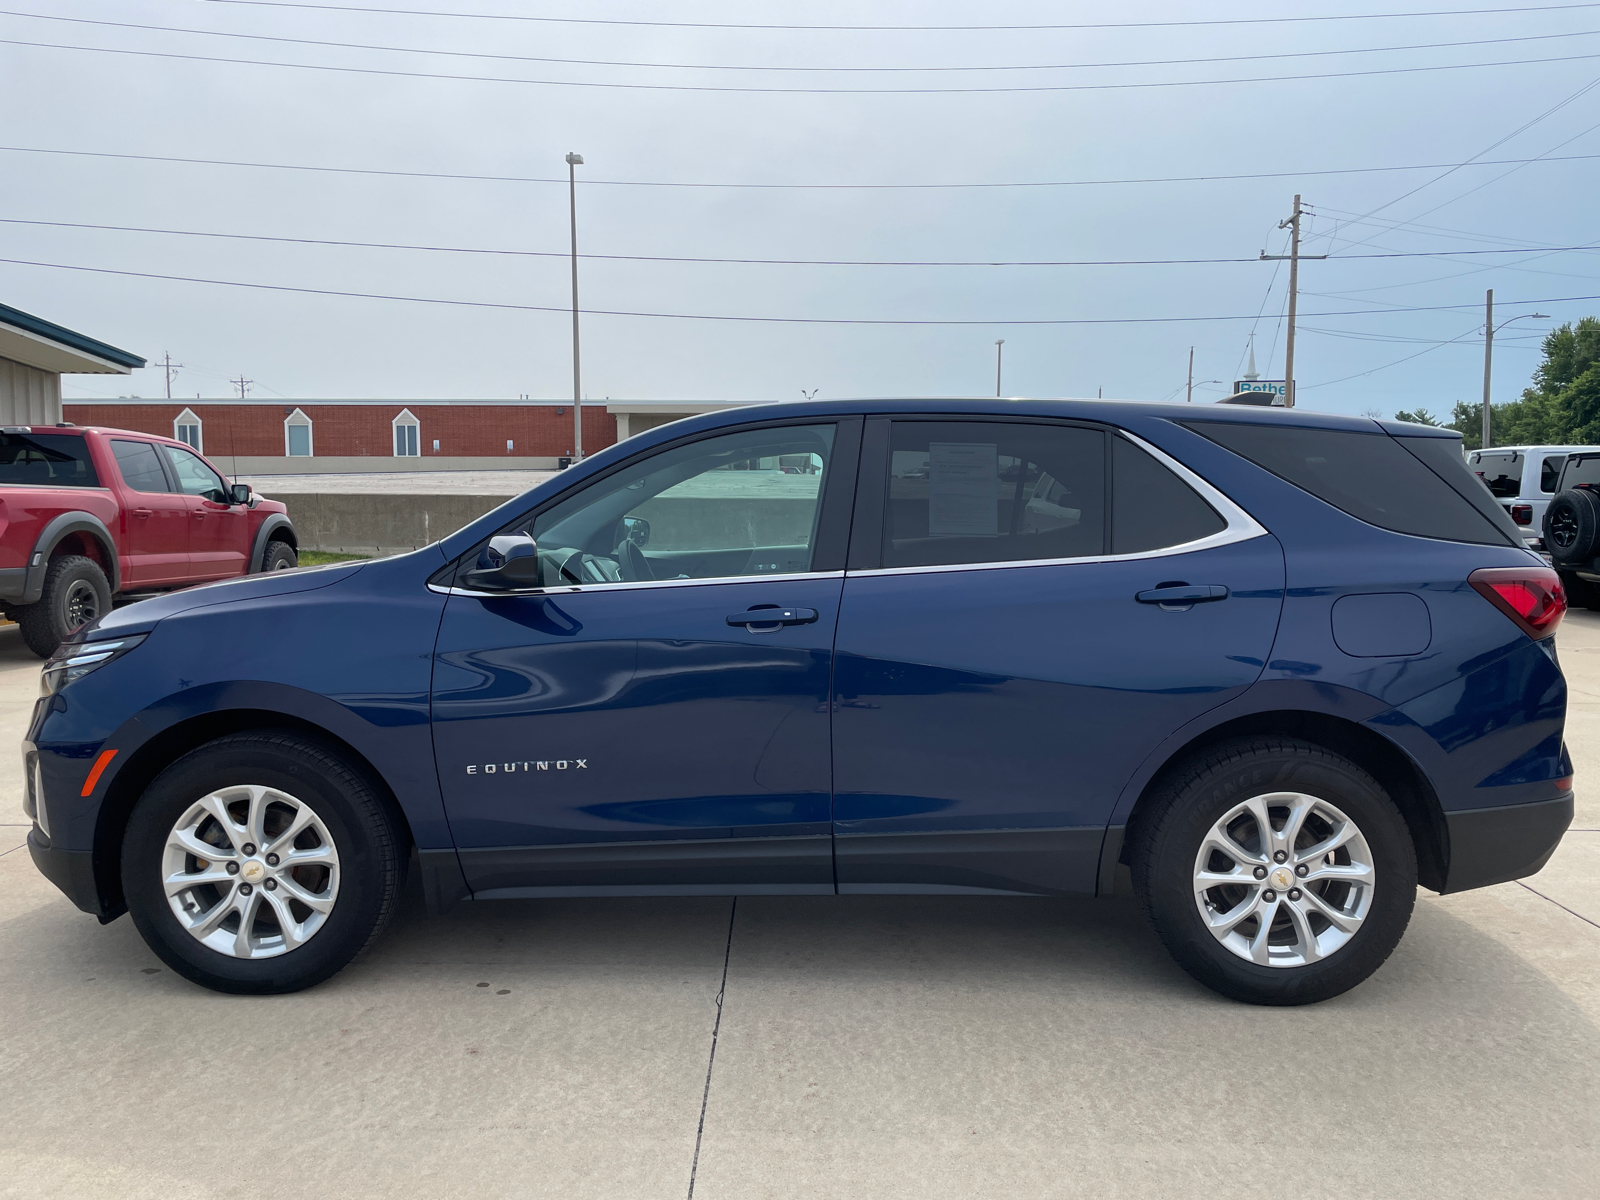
111, 439, 170, 493
1542, 456, 1566, 494
0, 433, 99, 487
1189, 422, 1519, 546
884, 421, 1105, 568
1112, 436, 1226, 553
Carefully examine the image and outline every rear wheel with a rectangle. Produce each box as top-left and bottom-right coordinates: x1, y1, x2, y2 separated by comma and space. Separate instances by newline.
1132, 737, 1417, 1005
122, 732, 403, 994
16, 554, 112, 658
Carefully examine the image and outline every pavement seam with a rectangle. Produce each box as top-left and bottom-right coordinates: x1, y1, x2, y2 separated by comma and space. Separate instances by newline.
686, 897, 737, 1200
1516, 879, 1600, 931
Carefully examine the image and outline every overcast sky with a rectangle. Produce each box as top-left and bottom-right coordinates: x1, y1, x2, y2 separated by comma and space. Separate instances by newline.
4, 1, 1599, 418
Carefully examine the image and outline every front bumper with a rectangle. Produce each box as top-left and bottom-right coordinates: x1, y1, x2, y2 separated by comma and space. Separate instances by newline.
1441, 795, 1573, 893
26, 827, 112, 918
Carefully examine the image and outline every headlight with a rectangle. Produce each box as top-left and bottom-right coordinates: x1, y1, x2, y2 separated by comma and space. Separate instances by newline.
40, 634, 147, 697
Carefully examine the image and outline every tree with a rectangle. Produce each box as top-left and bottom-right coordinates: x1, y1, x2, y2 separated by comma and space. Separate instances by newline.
1393, 408, 1441, 426
1423, 318, 1600, 450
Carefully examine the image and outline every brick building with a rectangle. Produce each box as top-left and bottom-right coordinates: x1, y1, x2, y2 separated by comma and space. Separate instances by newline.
59, 398, 770, 473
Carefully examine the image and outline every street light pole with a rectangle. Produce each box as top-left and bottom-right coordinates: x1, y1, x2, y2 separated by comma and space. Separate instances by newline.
1186, 346, 1194, 403
1481, 289, 1550, 450
566, 151, 584, 461
995, 339, 1005, 397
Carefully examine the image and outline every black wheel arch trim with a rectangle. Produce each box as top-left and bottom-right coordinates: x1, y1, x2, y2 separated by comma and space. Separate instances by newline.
69, 680, 447, 920
247, 513, 297, 573
21, 510, 120, 602
1097, 678, 1449, 896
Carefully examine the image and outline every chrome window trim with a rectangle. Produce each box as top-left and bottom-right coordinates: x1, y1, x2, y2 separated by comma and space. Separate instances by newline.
849, 428, 1269, 579
430, 569, 844, 599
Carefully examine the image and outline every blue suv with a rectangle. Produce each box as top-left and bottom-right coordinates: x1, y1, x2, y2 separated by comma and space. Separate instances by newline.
24, 400, 1574, 1004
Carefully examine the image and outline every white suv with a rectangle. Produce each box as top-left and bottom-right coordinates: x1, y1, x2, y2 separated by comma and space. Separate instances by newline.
1469, 445, 1600, 550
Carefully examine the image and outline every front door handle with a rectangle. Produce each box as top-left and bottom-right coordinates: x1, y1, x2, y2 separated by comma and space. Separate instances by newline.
727, 606, 818, 632
132, 508, 152, 518
1136, 584, 1229, 610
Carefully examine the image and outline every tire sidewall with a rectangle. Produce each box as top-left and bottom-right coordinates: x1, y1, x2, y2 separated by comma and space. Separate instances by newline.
1138, 743, 1417, 1005
262, 543, 298, 571
122, 736, 394, 994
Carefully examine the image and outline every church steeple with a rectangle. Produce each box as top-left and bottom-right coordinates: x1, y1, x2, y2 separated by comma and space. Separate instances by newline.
1243, 334, 1260, 382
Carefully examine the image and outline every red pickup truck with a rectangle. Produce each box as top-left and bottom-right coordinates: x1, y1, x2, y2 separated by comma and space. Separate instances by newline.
0, 424, 297, 656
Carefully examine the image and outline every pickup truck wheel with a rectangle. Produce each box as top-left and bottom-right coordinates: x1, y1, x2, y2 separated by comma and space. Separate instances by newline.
121, 732, 404, 994
16, 555, 112, 658
1132, 736, 1417, 1006
261, 541, 298, 571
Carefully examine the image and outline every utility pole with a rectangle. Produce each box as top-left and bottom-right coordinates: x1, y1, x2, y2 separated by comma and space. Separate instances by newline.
1186, 346, 1194, 403
161, 352, 183, 399
1261, 195, 1327, 408
994, 339, 1005, 396
566, 151, 585, 461
1482, 289, 1494, 451
231, 376, 252, 399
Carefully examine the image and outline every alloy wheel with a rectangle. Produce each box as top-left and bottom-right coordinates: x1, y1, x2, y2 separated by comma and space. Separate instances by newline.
161, 784, 341, 959
1550, 505, 1579, 550
64, 579, 101, 628
1192, 791, 1375, 967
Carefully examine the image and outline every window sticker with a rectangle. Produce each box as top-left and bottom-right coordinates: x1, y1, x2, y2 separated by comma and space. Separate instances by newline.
928, 442, 999, 537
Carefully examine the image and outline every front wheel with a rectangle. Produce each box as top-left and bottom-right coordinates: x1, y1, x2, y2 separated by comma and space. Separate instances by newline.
1132, 737, 1417, 1005
260, 541, 298, 571
122, 732, 403, 994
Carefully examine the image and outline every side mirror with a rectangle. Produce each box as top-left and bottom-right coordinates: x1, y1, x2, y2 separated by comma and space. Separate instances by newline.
622, 516, 651, 547
229, 483, 253, 506
461, 534, 542, 592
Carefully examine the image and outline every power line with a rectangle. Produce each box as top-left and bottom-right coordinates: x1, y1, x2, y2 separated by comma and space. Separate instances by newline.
4, 144, 1599, 192
10, 215, 1600, 266
8, 9, 1597, 74
9, 36, 1600, 94
187, 0, 1600, 33
3, 254, 1592, 326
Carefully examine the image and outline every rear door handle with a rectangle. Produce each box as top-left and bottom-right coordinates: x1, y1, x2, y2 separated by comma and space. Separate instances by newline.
1136, 584, 1229, 609
132, 508, 152, 518
727, 607, 818, 632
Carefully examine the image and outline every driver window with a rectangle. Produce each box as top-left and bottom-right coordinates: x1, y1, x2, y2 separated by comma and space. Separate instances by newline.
161, 445, 228, 503
516, 423, 836, 586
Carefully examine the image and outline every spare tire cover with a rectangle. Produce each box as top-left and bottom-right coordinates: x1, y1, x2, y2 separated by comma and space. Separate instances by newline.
1543, 489, 1600, 563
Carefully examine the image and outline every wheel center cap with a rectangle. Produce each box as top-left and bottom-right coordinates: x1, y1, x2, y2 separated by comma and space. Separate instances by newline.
241, 860, 266, 884
1270, 866, 1295, 891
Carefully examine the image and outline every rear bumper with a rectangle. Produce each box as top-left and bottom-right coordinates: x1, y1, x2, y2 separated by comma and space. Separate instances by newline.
27, 828, 112, 919
1441, 795, 1574, 894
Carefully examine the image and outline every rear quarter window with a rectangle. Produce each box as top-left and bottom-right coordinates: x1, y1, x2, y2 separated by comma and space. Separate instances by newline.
0, 432, 99, 487
1186, 422, 1520, 546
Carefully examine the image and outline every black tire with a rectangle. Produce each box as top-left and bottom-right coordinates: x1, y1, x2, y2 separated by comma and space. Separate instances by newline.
260, 541, 298, 571
1543, 489, 1600, 566
1558, 570, 1600, 611
121, 731, 403, 995
15, 554, 112, 658
1131, 736, 1417, 1006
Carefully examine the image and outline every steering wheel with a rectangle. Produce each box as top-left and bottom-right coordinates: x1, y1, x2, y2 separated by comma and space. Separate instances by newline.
616, 537, 655, 582
552, 548, 621, 585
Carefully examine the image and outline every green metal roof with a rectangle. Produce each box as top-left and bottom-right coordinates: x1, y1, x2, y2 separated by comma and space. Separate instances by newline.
0, 301, 145, 370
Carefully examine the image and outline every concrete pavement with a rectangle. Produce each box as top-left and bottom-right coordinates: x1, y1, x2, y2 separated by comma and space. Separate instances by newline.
0, 615, 1596, 1198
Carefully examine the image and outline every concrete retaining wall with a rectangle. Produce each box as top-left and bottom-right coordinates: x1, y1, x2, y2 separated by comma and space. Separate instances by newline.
270, 492, 516, 555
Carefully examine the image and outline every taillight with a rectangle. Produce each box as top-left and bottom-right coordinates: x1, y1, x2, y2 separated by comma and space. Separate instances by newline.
1510, 504, 1533, 525
1469, 567, 1566, 639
